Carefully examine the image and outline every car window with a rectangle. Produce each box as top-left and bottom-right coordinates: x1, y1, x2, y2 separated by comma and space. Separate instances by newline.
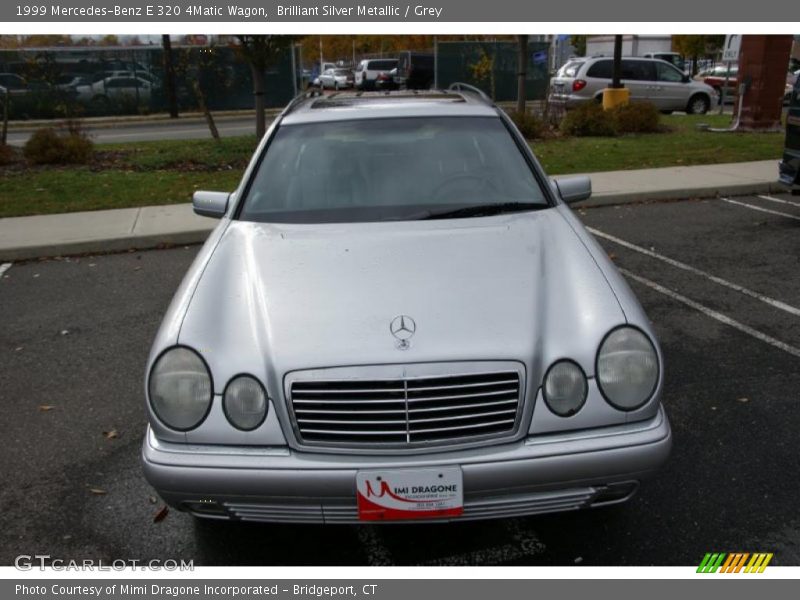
586, 60, 612, 79
239, 117, 547, 224
559, 61, 585, 78
368, 60, 398, 71
621, 60, 656, 81
656, 62, 684, 82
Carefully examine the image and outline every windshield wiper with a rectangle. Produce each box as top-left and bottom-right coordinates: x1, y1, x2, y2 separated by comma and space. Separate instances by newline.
417, 202, 547, 220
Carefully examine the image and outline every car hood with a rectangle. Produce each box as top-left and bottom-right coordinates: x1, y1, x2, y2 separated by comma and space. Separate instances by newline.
178, 207, 626, 395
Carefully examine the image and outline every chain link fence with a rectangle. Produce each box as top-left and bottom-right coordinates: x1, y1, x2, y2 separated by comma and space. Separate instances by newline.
435, 40, 550, 102
0, 45, 297, 120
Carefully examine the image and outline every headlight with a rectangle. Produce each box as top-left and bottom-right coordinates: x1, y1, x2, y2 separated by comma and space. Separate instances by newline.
597, 326, 659, 410
543, 360, 587, 416
148, 347, 213, 431
223, 375, 268, 431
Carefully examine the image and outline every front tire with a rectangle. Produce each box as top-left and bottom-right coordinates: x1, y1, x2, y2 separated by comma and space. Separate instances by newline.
687, 94, 710, 115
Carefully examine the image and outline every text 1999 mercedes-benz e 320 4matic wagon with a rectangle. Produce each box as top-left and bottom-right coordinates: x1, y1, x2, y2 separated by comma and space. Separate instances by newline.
141, 86, 671, 524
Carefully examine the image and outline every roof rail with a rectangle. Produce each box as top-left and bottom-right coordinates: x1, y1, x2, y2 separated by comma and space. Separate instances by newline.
282, 88, 324, 116
447, 82, 492, 103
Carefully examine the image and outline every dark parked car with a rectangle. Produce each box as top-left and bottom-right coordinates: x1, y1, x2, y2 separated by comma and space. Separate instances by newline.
374, 68, 399, 91
395, 52, 434, 90
779, 76, 800, 194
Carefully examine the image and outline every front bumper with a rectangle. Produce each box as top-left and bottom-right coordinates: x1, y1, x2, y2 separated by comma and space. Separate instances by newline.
142, 406, 671, 523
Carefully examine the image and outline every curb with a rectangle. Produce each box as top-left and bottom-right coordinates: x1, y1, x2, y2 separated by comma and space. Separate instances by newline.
0, 229, 213, 262
0, 181, 785, 262
573, 181, 785, 208
4, 109, 280, 133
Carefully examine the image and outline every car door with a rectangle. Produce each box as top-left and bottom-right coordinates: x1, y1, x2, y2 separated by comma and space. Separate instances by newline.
620, 59, 656, 103
654, 61, 689, 110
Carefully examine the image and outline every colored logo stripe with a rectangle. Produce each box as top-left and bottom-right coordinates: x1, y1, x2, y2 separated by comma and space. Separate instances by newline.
697, 553, 773, 573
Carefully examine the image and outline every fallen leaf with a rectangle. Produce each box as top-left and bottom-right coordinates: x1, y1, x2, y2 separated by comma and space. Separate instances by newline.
88, 488, 107, 495
38, 405, 56, 412
737, 397, 749, 403
153, 506, 169, 523
608, 252, 617, 260
103, 429, 119, 440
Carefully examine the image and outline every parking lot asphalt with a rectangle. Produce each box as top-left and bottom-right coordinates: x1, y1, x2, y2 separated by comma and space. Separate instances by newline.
1, 192, 799, 567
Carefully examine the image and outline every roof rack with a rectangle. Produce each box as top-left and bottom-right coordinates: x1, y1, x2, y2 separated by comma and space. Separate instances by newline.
282, 88, 324, 116
447, 82, 492, 103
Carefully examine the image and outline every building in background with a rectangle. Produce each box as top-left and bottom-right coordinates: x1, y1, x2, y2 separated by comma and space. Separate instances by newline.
586, 35, 672, 57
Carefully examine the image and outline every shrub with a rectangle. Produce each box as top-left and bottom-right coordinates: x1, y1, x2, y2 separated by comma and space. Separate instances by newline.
560, 102, 616, 137
509, 110, 547, 139
610, 101, 661, 134
23, 125, 93, 165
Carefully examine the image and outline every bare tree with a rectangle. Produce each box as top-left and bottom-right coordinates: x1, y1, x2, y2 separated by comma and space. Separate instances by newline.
234, 35, 296, 138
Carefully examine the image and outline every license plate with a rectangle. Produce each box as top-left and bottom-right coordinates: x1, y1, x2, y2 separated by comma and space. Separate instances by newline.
356, 467, 464, 521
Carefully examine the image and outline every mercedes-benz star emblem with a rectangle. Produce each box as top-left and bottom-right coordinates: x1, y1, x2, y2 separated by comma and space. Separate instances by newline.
390, 315, 416, 350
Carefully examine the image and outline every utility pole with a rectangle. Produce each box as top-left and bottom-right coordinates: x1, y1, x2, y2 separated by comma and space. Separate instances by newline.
603, 34, 630, 109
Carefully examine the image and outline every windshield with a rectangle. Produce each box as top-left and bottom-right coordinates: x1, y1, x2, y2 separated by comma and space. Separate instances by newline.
238, 116, 548, 223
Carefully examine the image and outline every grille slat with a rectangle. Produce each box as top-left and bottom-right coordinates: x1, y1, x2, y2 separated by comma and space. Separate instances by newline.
290, 369, 522, 448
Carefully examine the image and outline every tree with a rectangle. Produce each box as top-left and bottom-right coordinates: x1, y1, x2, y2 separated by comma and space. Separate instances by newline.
571, 35, 587, 57
516, 35, 528, 114
672, 35, 725, 75
161, 35, 179, 119
98, 35, 120, 47
234, 35, 296, 138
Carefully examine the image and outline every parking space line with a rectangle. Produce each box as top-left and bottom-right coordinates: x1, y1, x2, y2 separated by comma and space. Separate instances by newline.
757, 194, 800, 208
620, 268, 800, 359
587, 228, 800, 318
0, 263, 12, 278
720, 198, 800, 221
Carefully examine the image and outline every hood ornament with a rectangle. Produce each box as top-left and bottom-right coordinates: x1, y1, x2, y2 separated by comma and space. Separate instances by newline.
390, 315, 416, 350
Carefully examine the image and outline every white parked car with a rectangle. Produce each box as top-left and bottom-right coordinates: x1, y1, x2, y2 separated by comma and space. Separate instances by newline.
355, 58, 399, 90
317, 68, 354, 90
75, 76, 152, 107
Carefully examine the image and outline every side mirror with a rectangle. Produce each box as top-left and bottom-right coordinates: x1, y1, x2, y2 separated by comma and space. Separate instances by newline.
682, 74, 691, 83
192, 191, 229, 219
553, 175, 592, 204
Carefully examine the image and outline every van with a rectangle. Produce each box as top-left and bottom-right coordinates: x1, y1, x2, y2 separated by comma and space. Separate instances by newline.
779, 77, 800, 194
549, 56, 715, 114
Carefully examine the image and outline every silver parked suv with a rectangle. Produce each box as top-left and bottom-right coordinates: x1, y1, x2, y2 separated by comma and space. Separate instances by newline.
142, 86, 671, 524
550, 56, 715, 114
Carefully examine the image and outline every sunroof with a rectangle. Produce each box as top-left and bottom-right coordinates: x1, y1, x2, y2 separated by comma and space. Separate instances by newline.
309, 93, 466, 109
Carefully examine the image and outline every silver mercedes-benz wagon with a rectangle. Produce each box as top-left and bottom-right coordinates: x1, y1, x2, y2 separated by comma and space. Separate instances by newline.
141, 85, 671, 524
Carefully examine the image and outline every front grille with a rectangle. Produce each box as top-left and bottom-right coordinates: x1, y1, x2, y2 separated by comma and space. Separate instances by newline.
289, 370, 522, 448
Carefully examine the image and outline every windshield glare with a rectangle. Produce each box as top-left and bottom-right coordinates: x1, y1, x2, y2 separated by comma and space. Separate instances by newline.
239, 116, 547, 223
